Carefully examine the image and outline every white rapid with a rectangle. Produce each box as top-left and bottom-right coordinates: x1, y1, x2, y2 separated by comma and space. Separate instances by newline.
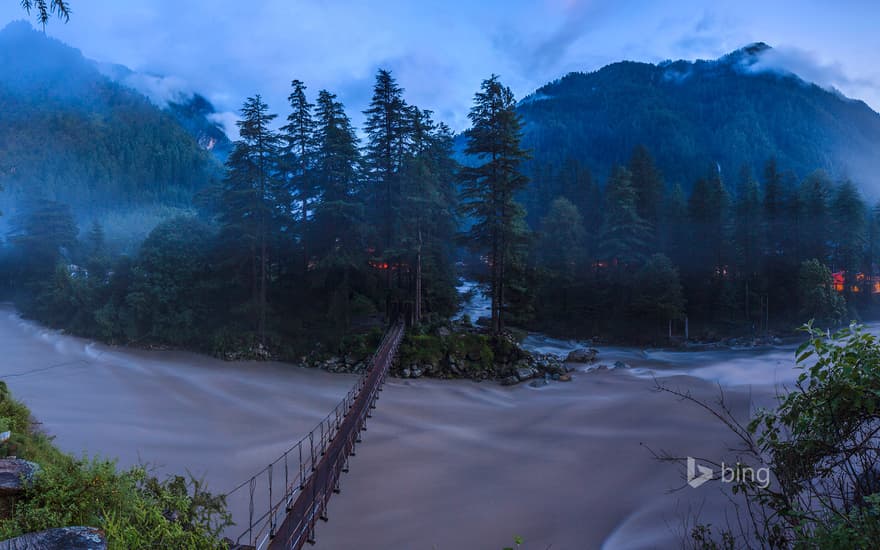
0, 299, 810, 549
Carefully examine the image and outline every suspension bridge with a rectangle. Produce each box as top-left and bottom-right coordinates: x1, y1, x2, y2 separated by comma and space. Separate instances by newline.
227, 322, 405, 550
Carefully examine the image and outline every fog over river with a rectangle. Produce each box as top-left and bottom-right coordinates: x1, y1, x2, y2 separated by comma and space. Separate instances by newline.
0, 299, 815, 549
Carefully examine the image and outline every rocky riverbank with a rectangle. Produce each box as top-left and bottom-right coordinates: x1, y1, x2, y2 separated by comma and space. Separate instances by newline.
290, 320, 621, 386
390, 324, 604, 386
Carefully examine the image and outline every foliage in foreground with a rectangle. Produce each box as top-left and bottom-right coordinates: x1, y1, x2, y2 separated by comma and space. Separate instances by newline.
670, 324, 880, 548
0, 382, 231, 549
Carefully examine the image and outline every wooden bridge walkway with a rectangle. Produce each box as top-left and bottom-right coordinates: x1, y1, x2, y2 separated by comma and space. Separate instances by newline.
228, 323, 405, 550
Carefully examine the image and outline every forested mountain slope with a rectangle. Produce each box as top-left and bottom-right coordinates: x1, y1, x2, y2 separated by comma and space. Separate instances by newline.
513, 43, 880, 223
0, 21, 224, 214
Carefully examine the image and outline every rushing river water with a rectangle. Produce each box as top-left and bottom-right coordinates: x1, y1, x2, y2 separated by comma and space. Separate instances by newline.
0, 295, 816, 549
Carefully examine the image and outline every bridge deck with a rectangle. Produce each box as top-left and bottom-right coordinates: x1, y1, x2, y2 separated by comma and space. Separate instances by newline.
230, 323, 404, 550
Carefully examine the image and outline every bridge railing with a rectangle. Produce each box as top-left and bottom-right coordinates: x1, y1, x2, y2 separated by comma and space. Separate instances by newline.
224, 323, 404, 549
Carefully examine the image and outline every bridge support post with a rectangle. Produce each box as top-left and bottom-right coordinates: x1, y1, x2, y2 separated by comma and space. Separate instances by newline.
299, 443, 305, 490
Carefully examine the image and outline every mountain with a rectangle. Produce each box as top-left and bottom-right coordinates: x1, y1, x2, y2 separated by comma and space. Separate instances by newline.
0, 20, 226, 216
513, 43, 880, 221
96, 61, 233, 161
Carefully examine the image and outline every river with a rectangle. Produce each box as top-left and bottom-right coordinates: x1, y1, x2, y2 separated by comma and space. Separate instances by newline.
0, 297, 811, 549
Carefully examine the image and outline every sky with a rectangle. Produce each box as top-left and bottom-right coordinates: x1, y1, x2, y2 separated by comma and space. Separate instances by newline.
1, 0, 878, 136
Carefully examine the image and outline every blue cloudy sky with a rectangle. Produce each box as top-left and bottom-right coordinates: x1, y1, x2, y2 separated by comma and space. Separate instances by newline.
2, 0, 877, 135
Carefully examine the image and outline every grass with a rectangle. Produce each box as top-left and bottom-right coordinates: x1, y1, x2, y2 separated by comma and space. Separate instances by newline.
0, 381, 231, 549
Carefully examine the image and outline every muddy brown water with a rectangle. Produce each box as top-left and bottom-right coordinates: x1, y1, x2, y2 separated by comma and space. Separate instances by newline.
0, 304, 807, 549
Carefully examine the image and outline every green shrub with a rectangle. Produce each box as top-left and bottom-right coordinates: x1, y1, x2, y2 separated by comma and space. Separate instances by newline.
449, 334, 494, 371
400, 334, 447, 365
0, 384, 230, 549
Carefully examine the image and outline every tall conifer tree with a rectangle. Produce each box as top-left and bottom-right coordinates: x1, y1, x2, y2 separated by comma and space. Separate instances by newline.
459, 75, 530, 334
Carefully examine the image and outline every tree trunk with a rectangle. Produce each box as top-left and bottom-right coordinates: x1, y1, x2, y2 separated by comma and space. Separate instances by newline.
415, 225, 422, 325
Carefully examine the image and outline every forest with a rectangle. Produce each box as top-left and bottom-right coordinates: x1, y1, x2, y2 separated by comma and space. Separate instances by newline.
0, 70, 458, 359
0, 67, 877, 359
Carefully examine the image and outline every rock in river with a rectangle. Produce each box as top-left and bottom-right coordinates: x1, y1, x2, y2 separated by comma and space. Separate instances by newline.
516, 367, 537, 381
565, 348, 598, 363
500, 375, 520, 386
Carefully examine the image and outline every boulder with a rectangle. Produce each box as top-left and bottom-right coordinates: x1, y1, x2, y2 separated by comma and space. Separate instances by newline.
529, 378, 549, 388
402, 368, 411, 378
0, 527, 106, 550
565, 348, 598, 363
0, 458, 39, 496
559, 373, 572, 382
516, 367, 536, 381
500, 375, 519, 386
411, 367, 423, 378
544, 362, 566, 375
613, 361, 631, 370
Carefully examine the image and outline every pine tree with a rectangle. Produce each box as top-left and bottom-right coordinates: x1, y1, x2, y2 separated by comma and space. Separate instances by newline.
660, 182, 688, 267
734, 166, 763, 279
762, 158, 785, 256
399, 108, 458, 323
733, 166, 763, 325
11, 199, 78, 277
281, 79, 317, 272
867, 201, 880, 285
598, 166, 650, 266
315, 90, 362, 250
539, 197, 586, 281
798, 170, 831, 264
219, 95, 281, 344
310, 90, 368, 333
829, 180, 866, 297
557, 158, 595, 230
363, 69, 410, 258
458, 75, 530, 334
688, 166, 729, 275
628, 145, 663, 237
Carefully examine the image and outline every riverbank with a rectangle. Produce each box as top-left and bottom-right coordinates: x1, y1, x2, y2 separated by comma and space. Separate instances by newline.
0, 378, 229, 548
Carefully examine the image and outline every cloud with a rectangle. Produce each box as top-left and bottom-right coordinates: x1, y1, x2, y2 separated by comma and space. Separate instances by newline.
671, 11, 740, 60
492, 0, 622, 81
746, 46, 877, 92
1, 0, 878, 131
207, 111, 239, 140
119, 72, 191, 106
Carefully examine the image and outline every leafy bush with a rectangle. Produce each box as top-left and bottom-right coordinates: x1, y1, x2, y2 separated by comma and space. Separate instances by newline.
400, 334, 446, 365
0, 458, 231, 549
670, 323, 880, 548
